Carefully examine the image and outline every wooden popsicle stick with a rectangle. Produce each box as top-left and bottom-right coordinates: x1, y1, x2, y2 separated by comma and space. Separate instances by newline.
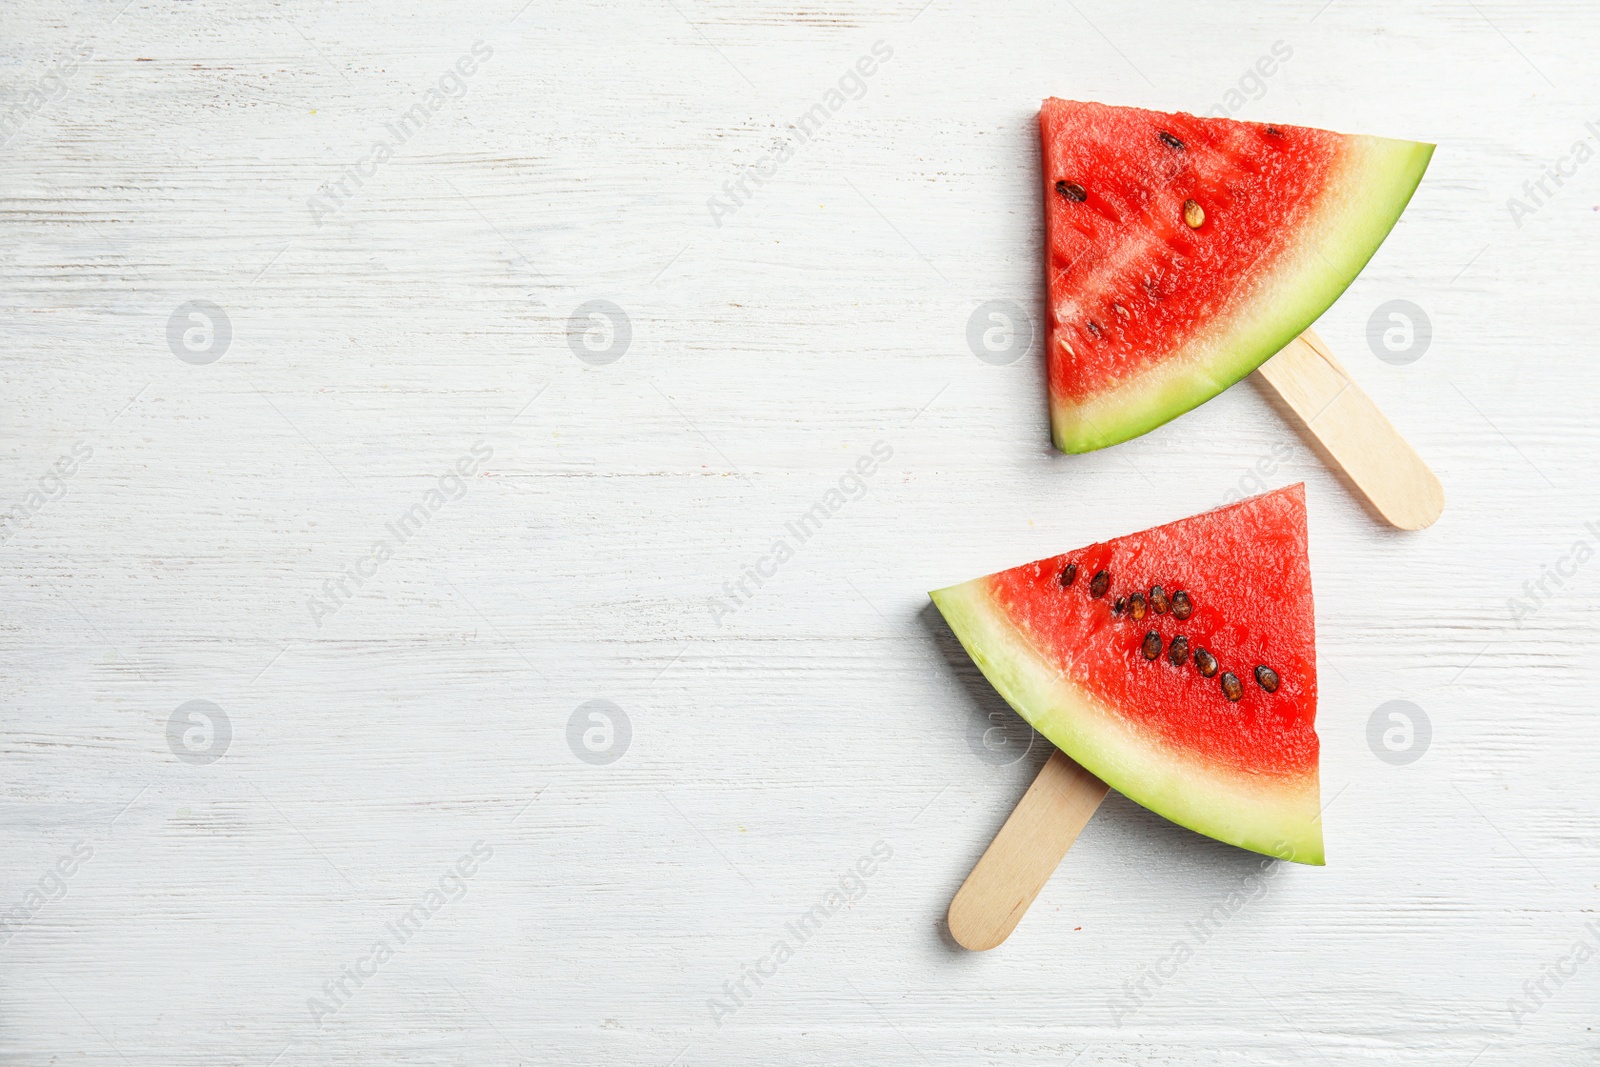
1256, 328, 1444, 530
947, 749, 1108, 951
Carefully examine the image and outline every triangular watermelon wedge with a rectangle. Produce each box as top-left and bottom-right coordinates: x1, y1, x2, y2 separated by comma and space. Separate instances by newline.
931, 485, 1322, 863
1042, 99, 1433, 453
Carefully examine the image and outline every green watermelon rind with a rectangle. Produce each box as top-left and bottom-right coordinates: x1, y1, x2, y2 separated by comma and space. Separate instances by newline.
1050, 135, 1435, 454
930, 577, 1325, 865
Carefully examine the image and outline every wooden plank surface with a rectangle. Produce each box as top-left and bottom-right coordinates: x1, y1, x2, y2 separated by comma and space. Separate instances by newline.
2, 0, 1597, 1064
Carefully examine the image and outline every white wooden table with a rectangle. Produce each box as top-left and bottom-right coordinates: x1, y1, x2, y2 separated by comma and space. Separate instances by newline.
3, 1, 1596, 1063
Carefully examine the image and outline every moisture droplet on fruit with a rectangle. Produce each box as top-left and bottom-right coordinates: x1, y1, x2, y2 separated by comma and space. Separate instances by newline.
1090, 570, 1110, 598
1168, 634, 1190, 667
1112, 596, 1127, 616
1220, 671, 1243, 702
1056, 180, 1087, 202
1059, 563, 1077, 588
1194, 646, 1219, 678
1255, 665, 1281, 693
1128, 593, 1147, 621
1159, 130, 1185, 150
1171, 590, 1193, 620
1183, 199, 1205, 228
1142, 631, 1162, 661
1149, 585, 1170, 615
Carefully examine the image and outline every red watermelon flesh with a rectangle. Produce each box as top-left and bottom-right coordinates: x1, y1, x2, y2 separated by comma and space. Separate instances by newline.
931, 484, 1321, 863
1041, 99, 1432, 453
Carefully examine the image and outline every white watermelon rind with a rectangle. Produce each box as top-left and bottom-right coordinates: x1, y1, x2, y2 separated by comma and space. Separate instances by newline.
930, 576, 1325, 865
1051, 134, 1434, 454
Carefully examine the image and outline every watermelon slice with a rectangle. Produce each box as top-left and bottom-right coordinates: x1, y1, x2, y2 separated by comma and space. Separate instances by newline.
930, 485, 1322, 864
1042, 99, 1433, 453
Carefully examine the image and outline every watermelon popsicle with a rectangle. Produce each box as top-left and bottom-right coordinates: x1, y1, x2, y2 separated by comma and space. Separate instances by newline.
1041, 99, 1443, 530
934, 486, 1319, 949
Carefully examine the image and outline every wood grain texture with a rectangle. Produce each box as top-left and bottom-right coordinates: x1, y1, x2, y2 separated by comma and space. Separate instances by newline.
948, 749, 1109, 950
2, 0, 1598, 1064
1258, 329, 1446, 529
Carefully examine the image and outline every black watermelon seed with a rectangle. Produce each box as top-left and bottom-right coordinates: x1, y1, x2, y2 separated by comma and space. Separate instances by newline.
1194, 646, 1219, 678
1220, 672, 1243, 702
1128, 593, 1147, 621
1086, 319, 1102, 338
1090, 570, 1110, 598
1255, 665, 1281, 693
1059, 562, 1078, 588
1055, 180, 1087, 202
1159, 130, 1185, 150
1149, 585, 1170, 615
1112, 596, 1127, 616
1168, 634, 1190, 667
1266, 125, 1282, 136
1170, 589, 1193, 620
1142, 631, 1162, 661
